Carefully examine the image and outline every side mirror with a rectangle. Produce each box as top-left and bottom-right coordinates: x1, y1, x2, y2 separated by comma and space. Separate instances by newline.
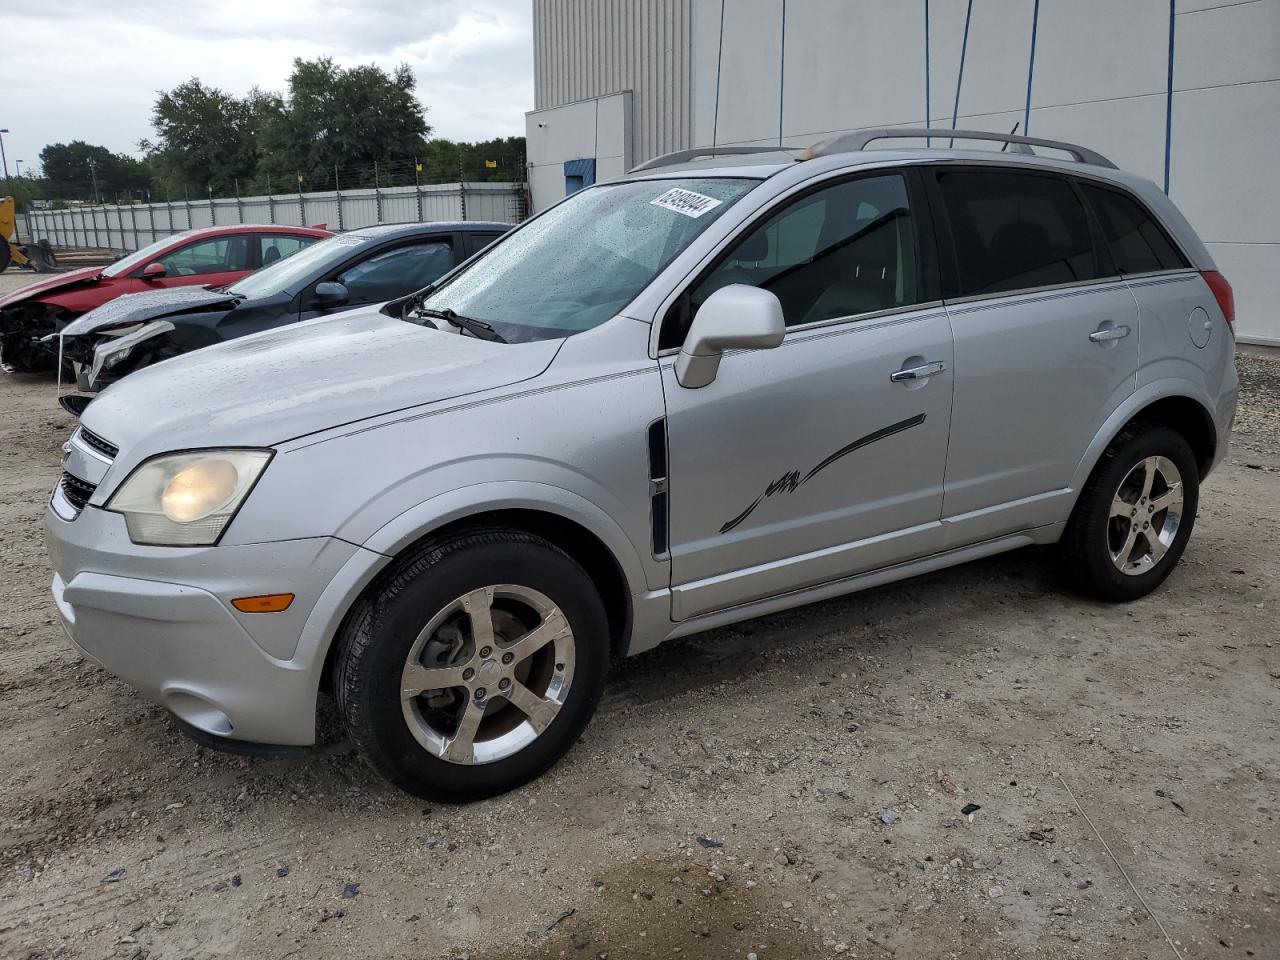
675, 284, 785, 388
312, 281, 350, 308
141, 262, 167, 279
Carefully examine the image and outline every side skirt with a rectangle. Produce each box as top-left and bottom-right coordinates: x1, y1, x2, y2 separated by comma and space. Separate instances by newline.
656, 528, 1055, 647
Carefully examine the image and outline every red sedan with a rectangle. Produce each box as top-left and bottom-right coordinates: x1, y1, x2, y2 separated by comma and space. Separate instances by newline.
0, 223, 331, 372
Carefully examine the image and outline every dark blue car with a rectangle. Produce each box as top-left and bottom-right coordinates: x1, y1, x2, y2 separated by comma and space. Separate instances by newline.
58, 221, 509, 395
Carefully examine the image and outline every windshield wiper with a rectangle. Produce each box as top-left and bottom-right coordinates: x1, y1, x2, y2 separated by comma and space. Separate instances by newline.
417, 308, 507, 343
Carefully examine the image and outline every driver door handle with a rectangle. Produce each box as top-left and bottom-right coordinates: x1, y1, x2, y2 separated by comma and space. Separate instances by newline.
891, 360, 946, 383
1089, 324, 1131, 343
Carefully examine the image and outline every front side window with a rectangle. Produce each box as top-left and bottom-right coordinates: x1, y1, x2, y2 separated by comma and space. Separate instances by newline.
935, 169, 1100, 296
104, 232, 195, 278
1079, 184, 1188, 275
663, 174, 921, 347
339, 241, 457, 304
420, 178, 757, 342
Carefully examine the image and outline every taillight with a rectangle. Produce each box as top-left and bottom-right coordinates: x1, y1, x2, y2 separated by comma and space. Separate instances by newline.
1201, 270, 1235, 334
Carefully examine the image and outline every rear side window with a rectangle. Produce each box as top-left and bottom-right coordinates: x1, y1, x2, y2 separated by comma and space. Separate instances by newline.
1079, 184, 1189, 275
935, 170, 1100, 296
260, 234, 313, 267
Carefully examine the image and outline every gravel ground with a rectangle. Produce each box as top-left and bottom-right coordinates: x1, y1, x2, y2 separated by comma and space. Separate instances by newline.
0, 268, 1277, 959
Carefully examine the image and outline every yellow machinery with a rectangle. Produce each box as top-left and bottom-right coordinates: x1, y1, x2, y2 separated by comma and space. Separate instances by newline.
0, 196, 58, 273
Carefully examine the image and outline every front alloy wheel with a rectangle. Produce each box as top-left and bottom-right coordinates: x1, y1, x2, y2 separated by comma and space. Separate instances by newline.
335, 529, 609, 802
400, 585, 575, 765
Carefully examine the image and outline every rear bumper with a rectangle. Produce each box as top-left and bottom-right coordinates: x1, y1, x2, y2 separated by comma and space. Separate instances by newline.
46, 500, 386, 745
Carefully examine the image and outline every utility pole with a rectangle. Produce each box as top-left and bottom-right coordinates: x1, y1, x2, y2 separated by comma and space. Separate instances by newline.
86, 157, 101, 203
0, 129, 10, 182
14, 160, 23, 177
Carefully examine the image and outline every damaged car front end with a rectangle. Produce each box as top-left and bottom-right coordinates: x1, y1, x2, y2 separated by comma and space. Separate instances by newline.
54, 287, 239, 392
0, 299, 66, 372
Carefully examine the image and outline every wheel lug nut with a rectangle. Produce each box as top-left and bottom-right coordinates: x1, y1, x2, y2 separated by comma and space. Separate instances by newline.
474, 687, 486, 700
479, 646, 492, 659
462, 667, 475, 681
555, 663, 565, 672
499, 678, 510, 690
502, 652, 514, 665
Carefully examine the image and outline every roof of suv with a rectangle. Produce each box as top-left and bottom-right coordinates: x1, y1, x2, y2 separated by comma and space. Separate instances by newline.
620, 128, 1138, 187
624, 146, 1126, 182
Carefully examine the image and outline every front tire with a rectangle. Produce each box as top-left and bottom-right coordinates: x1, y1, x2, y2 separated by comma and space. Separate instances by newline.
1061, 424, 1199, 602
334, 529, 610, 802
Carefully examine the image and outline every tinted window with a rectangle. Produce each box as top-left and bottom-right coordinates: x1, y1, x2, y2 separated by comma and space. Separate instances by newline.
936, 170, 1100, 296
668, 174, 921, 344
159, 235, 252, 276
259, 234, 313, 267
1079, 184, 1188, 275
339, 241, 456, 304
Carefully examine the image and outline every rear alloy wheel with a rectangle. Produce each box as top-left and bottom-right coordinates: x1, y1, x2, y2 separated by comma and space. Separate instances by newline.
335, 529, 609, 802
1061, 424, 1199, 602
1106, 455, 1185, 576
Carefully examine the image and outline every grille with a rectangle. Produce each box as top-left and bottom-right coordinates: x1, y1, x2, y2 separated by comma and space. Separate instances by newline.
78, 428, 119, 459
60, 472, 97, 512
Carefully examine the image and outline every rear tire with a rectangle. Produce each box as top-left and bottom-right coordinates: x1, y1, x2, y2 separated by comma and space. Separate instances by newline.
1060, 424, 1199, 602
334, 529, 610, 802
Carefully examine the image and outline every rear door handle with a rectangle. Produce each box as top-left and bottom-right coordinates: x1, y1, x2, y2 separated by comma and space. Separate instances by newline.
1089, 324, 1131, 343
890, 360, 947, 383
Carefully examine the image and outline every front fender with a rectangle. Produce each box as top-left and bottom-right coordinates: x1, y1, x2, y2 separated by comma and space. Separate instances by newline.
1069, 378, 1220, 495
362, 479, 654, 599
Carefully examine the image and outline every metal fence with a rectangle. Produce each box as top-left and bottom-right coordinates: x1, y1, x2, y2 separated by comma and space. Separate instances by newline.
26, 181, 529, 252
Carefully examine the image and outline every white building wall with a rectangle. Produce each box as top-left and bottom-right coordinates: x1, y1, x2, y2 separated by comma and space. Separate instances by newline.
530, 0, 693, 179
534, 0, 1280, 343
526, 92, 634, 211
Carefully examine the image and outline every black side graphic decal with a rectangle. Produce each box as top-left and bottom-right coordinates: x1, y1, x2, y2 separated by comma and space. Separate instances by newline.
718, 413, 927, 535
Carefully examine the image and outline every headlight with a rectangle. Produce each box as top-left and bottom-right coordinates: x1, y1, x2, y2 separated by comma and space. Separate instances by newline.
106, 449, 273, 546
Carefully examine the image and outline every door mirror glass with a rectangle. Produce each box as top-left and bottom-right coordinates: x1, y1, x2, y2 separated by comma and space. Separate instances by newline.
141, 262, 167, 279
675, 284, 784, 389
312, 281, 350, 308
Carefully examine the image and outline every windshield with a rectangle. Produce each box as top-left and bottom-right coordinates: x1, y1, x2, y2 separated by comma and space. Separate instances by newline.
421, 178, 757, 342
227, 233, 365, 298
101, 232, 195, 277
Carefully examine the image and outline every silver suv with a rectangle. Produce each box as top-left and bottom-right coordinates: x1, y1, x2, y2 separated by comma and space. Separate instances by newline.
45, 130, 1239, 801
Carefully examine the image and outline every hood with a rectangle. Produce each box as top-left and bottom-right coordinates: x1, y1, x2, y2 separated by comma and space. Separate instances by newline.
80, 309, 562, 454
0, 266, 103, 308
58, 286, 237, 337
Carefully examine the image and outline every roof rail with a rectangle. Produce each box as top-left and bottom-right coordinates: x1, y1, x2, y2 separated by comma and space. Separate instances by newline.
797, 128, 1117, 169
629, 145, 795, 173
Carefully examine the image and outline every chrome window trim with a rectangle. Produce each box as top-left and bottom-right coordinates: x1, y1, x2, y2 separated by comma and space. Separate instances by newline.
941, 269, 1199, 310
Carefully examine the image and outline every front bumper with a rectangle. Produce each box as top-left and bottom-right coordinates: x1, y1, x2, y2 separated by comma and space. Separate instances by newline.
46, 498, 385, 745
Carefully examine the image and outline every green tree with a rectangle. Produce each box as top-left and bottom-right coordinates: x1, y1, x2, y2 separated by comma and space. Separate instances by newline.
38, 141, 152, 202
146, 78, 258, 196
261, 57, 430, 187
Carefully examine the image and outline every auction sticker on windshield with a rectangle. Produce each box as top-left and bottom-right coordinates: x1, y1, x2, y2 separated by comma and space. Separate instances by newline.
650, 188, 723, 218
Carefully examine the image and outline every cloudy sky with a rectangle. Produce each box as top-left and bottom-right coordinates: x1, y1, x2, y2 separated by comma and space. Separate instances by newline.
1, 0, 534, 174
